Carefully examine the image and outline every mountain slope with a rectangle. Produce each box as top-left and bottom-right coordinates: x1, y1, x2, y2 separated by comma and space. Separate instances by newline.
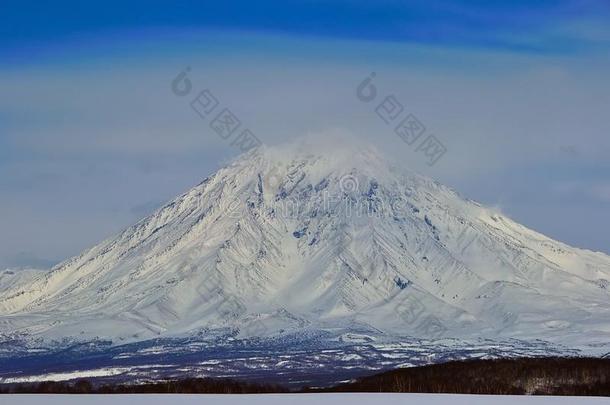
1, 140, 609, 350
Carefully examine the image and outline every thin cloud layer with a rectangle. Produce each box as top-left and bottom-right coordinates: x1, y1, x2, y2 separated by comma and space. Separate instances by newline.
1, 11, 609, 267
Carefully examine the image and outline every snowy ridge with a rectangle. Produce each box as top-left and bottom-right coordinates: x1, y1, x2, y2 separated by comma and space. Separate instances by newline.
1, 139, 609, 352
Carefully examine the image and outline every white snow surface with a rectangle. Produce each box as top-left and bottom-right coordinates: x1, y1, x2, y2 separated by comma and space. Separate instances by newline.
1, 139, 609, 351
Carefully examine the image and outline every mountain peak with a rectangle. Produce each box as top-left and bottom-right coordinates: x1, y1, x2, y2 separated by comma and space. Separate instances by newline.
1, 137, 610, 351
233, 134, 391, 177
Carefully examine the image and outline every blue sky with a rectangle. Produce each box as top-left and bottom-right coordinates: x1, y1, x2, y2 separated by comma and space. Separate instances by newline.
0, 1, 609, 267
2, 0, 610, 55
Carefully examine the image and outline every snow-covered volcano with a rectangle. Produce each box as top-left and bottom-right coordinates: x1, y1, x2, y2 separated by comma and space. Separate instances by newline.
2, 139, 610, 351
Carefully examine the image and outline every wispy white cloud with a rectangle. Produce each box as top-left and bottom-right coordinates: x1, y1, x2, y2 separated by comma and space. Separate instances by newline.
1, 31, 609, 266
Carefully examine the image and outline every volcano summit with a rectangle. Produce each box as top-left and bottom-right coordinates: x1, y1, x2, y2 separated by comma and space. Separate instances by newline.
1, 140, 609, 386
